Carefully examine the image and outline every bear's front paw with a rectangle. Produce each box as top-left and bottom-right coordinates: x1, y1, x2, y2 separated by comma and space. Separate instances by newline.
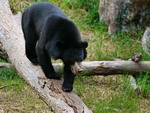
46, 73, 61, 80
62, 84, 73, 92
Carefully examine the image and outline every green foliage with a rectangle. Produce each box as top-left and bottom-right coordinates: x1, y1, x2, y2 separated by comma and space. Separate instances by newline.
136, 74, 150, 98
64, 0, 99, 27
9, 0, 66, 14
9, 0, 32, 13
74, 74, 150, 113
94, 93, 140, 113
0, 58, 8, 62
115, 28, 144, 40
0, 68, 51, 112
0, 67, 25, 91
0, 67, 19, 80
86, 28, 150, 61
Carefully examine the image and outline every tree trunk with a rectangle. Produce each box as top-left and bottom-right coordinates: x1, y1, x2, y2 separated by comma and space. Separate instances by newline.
0, 1, 92, 113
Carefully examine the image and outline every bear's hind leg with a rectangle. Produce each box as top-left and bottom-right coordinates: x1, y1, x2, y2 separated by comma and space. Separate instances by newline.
23, 25, 39, 65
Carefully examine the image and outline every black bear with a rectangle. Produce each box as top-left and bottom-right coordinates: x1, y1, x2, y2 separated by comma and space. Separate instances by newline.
21, 2, 88, 92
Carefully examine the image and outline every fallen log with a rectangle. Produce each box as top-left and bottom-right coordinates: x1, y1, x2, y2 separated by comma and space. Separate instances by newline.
54, 61, 150, 75
0, 1, 91, 113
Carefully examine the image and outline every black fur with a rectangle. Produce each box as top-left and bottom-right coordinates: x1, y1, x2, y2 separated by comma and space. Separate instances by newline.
21, 2, 88, 92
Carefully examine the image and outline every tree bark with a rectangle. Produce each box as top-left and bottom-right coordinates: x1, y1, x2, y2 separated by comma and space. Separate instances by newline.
0, 1, 92, 113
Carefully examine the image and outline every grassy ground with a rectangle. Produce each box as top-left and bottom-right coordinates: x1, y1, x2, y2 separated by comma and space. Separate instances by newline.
0, 0, 150, 112
0, 68, 53, 113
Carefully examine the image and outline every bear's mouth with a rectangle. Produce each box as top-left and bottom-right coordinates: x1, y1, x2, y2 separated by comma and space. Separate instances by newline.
71, 62, 83, 74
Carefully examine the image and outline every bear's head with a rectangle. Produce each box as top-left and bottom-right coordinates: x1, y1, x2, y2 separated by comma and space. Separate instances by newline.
60, 41, 88, 65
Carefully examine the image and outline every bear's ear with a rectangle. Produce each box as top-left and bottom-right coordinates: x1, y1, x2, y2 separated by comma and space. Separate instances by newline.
57, 40, 64, 48
81, 41, 88, 48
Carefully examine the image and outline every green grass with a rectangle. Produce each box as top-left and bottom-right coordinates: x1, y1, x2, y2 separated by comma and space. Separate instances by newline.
0, 67, 25, 92
136, 74, 150, 98
2, 0, 150, 112
0, 67, 53, 112
74, 75, 150, 113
